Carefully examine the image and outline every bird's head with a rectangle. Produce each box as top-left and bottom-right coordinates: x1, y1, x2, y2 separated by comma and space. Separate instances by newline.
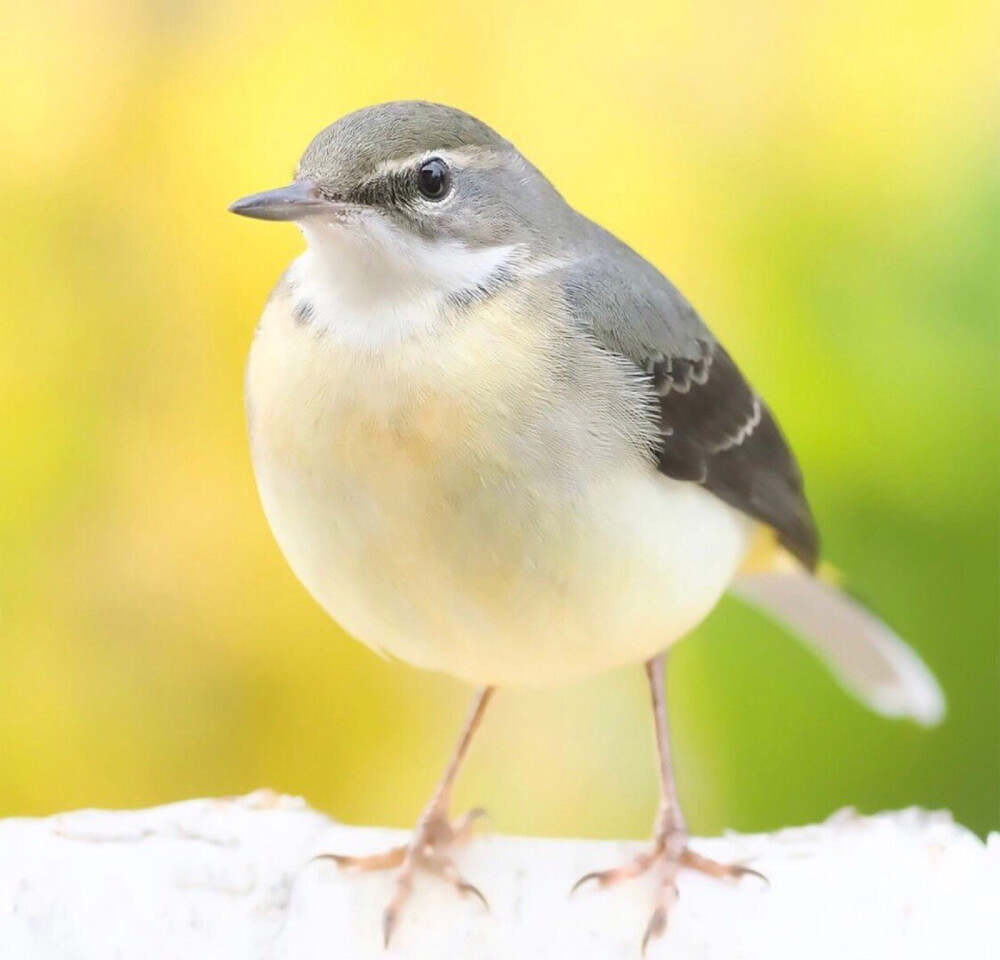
229, 101, 573, 311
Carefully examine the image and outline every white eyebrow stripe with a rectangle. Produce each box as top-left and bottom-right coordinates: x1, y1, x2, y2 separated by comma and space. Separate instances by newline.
371, 146, 504, 179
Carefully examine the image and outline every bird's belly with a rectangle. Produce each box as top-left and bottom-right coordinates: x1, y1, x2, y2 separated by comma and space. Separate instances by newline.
245, 287, 752, 686
251, 440, 752, 686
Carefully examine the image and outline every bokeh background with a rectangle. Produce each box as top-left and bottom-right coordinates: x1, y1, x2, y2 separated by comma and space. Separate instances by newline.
1, 1, 997, 839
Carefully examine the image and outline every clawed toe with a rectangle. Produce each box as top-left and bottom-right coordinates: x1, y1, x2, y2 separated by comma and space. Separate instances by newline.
572, 832, 764, 953
450, 806, 488, 845
315, 807, 488, 947
571, 849, 658, 894
681, 848, 768, 885
313, 846, 407, 871
438, 860, 490, 909
641, 903, 670, 956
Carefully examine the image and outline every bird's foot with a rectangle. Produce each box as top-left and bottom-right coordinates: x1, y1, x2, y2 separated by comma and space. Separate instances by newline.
315, 805, 488, 947
572, 815, 764, 954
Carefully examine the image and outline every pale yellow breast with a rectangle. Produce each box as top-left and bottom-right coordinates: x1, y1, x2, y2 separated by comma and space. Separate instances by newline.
245, 275, 752, 685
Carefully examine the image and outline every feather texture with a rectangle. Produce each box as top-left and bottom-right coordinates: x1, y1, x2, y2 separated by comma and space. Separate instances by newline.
559, 238, 819, 569
731, 569, 945, 726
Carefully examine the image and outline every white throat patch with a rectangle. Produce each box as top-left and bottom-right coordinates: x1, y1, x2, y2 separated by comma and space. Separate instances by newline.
290, 214, 515, 348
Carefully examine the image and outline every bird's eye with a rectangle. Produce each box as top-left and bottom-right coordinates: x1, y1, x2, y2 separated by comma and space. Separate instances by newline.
417, 158, 450, 200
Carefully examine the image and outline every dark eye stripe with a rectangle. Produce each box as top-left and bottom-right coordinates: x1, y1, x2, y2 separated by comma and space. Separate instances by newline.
353, 170, 409, 207
352, 157, 452, 210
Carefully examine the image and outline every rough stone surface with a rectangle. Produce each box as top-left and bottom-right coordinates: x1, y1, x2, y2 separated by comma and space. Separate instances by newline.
0, 791, 996, 959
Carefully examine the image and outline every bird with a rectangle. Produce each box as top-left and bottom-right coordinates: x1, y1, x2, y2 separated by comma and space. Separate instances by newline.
229, 100, 944, 951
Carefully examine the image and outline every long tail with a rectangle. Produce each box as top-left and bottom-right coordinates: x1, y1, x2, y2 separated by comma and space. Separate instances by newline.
730, 564, 945, 727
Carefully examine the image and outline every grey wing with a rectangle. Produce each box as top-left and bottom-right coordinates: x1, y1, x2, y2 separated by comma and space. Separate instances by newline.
561, 234, 819, 570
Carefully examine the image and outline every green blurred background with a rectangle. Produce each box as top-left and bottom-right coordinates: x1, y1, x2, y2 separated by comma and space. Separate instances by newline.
1, 1, 997, 839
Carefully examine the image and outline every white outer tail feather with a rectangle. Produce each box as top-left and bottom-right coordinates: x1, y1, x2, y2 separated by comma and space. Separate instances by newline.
731, 569, 945, 727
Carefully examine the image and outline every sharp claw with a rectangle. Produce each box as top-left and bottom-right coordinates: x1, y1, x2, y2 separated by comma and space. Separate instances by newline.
310, 852, 350, 866
641, 905, 667, 956
570, 870, 606, 896
382, 906, 396, 950
680, 849, 768, 886
735, 865, 770, 888
437, 861, 490, 911
313, 846, 408, 872
458, 879, 490, 911
380, 860, 414, 949
571, 849, 659, 897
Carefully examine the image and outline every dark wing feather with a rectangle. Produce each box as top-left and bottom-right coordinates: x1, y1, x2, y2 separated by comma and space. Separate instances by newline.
561, 237, 819, 569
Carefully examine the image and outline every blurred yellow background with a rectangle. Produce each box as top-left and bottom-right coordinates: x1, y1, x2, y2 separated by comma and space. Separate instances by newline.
1, 1, 997, 839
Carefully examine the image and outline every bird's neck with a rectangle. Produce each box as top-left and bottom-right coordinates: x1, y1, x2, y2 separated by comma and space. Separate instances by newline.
290, 219, 515, 349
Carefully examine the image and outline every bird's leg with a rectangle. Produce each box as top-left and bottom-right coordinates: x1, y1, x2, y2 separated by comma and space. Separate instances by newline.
573, 654, 763, 954
317, 686, 494, 947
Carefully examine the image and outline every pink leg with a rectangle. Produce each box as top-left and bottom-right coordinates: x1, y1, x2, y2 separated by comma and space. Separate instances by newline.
574, 654, 764, 953
317, 686, 494, 947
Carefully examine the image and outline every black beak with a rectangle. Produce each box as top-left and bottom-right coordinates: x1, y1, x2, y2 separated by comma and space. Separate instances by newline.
228, 180, 333, 221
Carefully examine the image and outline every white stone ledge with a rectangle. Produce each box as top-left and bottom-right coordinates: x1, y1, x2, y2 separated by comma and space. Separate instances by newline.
0, 791, 996, 959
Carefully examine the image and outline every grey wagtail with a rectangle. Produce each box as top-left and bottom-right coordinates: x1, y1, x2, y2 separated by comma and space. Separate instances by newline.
230, 101, 944, 950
